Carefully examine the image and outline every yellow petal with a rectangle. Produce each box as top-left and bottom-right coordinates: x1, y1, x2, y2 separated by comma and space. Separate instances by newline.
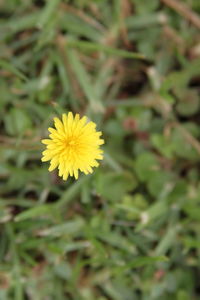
74, 169, 79, 179
41, 155, 51, 162
54, 117, 64, 132
63, 171, 69, 181
62, 113, 68, 133
58, 160, 65, 176
41, 139, 52, 145
48, 157, 59, 172
87, 166, 93, 173
67, 112, 74, 128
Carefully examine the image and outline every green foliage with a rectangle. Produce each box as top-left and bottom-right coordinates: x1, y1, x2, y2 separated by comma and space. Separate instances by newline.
0, 0, 200, 299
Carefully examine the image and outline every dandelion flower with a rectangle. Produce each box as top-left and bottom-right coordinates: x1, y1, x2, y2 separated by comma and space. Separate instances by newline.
41, 112, 104, 180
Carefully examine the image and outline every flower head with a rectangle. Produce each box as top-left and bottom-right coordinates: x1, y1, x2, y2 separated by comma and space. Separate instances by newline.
41, 112, 104, 180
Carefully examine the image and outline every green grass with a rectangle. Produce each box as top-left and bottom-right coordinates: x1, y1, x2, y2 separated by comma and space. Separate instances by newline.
1, 0, 200, 299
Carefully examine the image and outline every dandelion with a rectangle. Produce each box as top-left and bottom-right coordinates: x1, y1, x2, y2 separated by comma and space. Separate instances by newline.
41, 112, 104, 180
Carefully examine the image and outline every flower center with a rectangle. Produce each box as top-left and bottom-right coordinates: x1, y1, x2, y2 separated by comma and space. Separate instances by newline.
64, 138, 77, 148
69, 140, 76, 146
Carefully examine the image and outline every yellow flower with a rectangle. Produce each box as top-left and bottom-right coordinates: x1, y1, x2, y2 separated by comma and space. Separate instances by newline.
41, 112, 104, 180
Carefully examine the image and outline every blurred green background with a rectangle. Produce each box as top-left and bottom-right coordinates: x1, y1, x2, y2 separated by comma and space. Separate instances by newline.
0, 0, 200, 299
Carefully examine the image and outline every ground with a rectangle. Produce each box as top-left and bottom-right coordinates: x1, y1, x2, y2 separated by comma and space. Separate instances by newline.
0, 0, 200, 299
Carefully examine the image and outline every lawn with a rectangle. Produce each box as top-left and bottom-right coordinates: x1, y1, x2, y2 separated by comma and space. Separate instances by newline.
0, 0, 200, 299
